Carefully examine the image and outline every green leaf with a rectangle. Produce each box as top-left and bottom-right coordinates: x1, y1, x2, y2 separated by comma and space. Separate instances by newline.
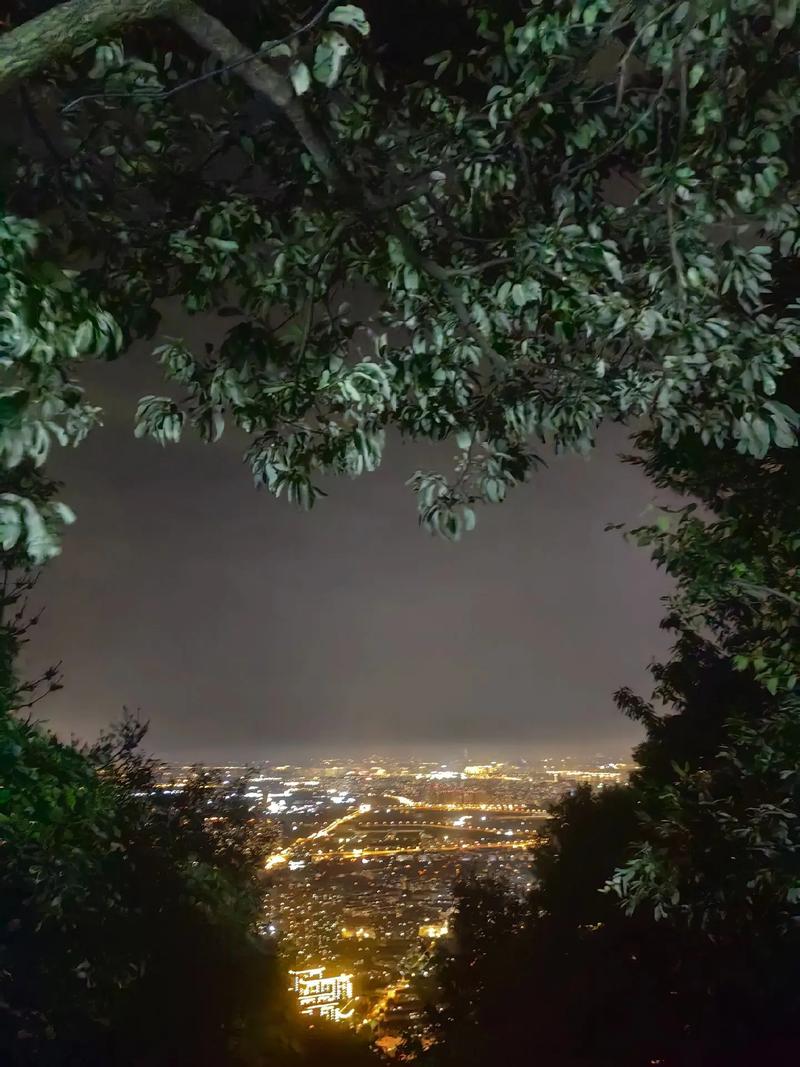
751, 416, 771, 457
761, 130, 780, 155
774, 0, 798, 30
262, 42, 292, 58
204, 237, 239, 252
511, 279, 542, 307
328, 4, 370, 36
313, 30, 350, 88
602, 250, 624, 283
0, 391, 28, 428
779, 230, 796, 257
290, 61, 311, 96
0, 504, 22, 551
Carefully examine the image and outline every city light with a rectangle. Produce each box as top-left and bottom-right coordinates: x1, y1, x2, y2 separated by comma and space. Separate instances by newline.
418, 921, 449, 939
341, 925, 376, 940
178, 751, 633, 1042
289, 968, 354, 1023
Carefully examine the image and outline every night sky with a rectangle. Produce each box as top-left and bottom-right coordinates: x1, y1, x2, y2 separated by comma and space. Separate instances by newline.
23, 312, 672, 764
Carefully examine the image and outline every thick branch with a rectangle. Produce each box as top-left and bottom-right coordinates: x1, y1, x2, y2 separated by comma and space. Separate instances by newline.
174, 1, 341, 186
0, 0, 179, 94
737, 580, 800, 609
1, 0, 344, 187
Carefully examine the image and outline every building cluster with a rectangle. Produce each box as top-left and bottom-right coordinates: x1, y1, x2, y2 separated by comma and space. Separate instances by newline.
270, 849, 503, 1046
154, 752, 631, 1050
289, 967, 355, 1023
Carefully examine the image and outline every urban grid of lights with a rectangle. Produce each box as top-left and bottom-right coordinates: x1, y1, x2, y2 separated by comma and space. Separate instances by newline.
156, 757, 630, 1037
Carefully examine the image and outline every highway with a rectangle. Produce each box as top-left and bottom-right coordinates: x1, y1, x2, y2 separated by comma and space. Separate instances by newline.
385, 795, 550, 817
351, 823, 539, 833
310, 839, 539, 862
264, 803, 371, 870
264, 798, 546, 870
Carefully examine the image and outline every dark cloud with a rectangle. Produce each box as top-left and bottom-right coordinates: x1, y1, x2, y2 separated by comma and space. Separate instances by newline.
23, 338, 671, 763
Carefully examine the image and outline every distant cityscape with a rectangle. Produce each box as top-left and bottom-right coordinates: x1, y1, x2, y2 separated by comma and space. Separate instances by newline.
155, 754, 632, 1053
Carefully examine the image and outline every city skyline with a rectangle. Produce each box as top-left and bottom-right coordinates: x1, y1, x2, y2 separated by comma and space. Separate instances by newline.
151, 740, 640, 765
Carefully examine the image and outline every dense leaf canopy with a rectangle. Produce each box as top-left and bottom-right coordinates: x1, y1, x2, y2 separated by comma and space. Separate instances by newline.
2, 0, 800, 556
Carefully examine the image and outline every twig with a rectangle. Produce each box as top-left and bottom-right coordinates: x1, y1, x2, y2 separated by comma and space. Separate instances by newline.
377, 166, 449, 211
666, 198, 686, 308
447, 257, 511, 277
678, 56, 688, 145
62, 0, 337, 114
674, 2, 696, 155
568, 91, 663, 178
615, 5, 678, 113
512, 129, 533, 204
448, 258, 567, 289
392, 225, 504, 369
451, 427, 479, 494
19, 84, 65, 161
293, 220, 346, 386
736, 580, 800, 609
293, 290, 316, 388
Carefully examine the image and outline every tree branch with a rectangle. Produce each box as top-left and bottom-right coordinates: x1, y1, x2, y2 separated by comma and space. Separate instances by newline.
19, 84, 65, 162
389, 224, 503, 369
736, 580, 800, 609
61, 0, 338, 114
1, 0, 347, 188
3, 0, 503, 378
666, 198, 686, 308
0, 0, 179, 95
173, 1, 342, 187
615, 5, 678, 114
172, 3, 495, 360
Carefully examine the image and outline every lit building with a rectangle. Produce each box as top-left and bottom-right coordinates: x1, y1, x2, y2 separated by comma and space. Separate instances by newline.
341, 925, 376, 940
418, 921, 449, 939
289, 967, 354, 1022
464, 764, 498, 778
548, 768, 628, 783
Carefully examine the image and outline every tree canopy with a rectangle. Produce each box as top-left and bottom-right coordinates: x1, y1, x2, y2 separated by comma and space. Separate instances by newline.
2, 0, 799, 557
421, 438, 800, 1062
416, 339, 800, 1063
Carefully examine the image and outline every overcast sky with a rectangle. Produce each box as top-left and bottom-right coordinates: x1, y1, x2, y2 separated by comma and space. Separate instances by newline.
23, 331, 672, 764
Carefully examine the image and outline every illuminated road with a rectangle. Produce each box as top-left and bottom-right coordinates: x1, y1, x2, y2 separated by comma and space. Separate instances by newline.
353, 823, 539, 834
265, 803, 371, 870
265, 798, 546, 870
385, 796, 550, 817
308, 839, 540, 862
306, 804, 370, 840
